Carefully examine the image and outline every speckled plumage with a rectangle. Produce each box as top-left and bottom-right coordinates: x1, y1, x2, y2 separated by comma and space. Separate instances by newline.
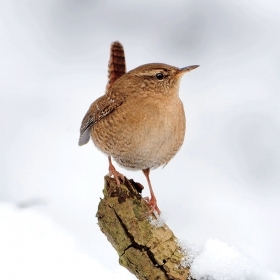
79, 62, 197, 168
79, 41, 198, 214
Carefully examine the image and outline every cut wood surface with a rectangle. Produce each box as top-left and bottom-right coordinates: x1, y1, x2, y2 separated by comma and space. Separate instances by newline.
96, 176, 195, 280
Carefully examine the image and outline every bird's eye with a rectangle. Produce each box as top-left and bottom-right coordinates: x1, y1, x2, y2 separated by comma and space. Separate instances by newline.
155, 73, 164, 80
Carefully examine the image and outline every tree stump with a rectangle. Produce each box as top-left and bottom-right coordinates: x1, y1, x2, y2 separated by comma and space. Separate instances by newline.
96, 176, 194, 280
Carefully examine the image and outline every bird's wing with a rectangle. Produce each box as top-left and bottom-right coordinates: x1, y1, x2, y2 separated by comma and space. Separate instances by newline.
79, 42, 126, 146
78, 94, 125, 146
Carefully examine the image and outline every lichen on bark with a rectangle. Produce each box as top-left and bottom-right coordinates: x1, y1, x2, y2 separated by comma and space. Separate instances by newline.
96, 176, 194, 280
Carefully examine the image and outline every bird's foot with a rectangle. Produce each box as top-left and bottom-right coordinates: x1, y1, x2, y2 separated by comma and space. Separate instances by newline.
108, 163, 124, 186
143, 196, 161, 215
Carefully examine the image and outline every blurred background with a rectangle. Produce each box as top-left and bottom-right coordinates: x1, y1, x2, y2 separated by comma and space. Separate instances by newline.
1, 0, 280, 277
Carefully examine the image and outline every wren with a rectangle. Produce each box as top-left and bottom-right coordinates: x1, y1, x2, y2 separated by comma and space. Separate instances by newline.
79, 41, 199, 214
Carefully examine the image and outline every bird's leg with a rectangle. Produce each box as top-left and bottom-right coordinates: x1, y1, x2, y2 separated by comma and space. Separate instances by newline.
142, 168, 161, 215
108, 156, 124, 186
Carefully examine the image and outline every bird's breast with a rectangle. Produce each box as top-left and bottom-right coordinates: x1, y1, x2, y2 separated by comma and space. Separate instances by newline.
92, 96, 186, 170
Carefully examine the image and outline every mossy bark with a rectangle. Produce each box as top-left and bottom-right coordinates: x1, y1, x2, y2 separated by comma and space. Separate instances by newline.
96, 176, 194, 280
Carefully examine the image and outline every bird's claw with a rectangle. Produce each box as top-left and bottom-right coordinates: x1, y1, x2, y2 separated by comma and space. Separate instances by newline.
143, 196, 161, 215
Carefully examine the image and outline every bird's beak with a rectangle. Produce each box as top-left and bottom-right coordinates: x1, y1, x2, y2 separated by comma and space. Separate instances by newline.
178, 65, 199, 76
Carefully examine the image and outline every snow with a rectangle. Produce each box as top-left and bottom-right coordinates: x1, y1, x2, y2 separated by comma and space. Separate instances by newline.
190, 239, 280, 280
148, 211, 166, 227
178, 239, 200, 268
1, 203, 279, 280
1, 0, 280, 278
0, 203, 131, 280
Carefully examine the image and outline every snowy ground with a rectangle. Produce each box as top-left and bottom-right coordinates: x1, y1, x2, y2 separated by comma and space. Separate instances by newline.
0, 203, 279, 280
0, 203, 131, 280
1, 0, 280, 279
190, 240, 280, 280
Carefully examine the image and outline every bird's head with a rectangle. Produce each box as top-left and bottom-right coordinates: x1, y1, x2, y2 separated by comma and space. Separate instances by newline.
112, 63, 199, 97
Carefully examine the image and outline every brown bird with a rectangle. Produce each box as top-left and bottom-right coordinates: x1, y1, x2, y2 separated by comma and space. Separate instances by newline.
79, 41, 198, 214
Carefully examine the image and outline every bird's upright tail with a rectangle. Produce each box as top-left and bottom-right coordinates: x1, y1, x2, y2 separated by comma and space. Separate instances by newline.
105, 41, 126, 92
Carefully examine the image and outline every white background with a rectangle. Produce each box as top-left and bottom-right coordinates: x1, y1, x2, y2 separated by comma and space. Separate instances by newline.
1, 0, 280, 278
